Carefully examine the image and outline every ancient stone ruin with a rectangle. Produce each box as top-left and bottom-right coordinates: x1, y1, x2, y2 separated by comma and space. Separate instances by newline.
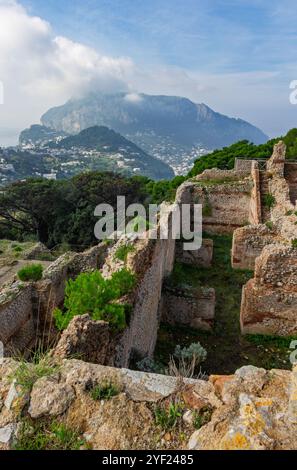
0, 141, 296, 450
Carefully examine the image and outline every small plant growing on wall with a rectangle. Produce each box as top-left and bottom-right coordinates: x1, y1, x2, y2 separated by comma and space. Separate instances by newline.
202, 201, 212, 217
292, 239, 297, 248
12, 350, 60, 393
154, 401, 183, 430
263, 193, 276, 209
265, 221, 274, 230
193, 407, 213, 430
53, 268, 136, 331
13, 420, 86, 450
114, 243, 135, 263
18, 264, 43, 282
89, 382, 119, 401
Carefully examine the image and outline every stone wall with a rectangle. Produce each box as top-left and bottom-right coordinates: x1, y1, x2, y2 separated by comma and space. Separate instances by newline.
231, 224, 280, 270
53, 315, 114, 365
0, 283, 34, 356
177, 170, 254, 235
0, 243, 109, 357
249, 161, 262, 225
285, 162, 297, 206
175, 239, 213, 268
0, 358, 296, 450
0, 202, 177, 366
240, 244, 297, 336
161, 284, 215, 331
239, 142, 297, 336
100, 207, 176, 367
234, 158, 255, 172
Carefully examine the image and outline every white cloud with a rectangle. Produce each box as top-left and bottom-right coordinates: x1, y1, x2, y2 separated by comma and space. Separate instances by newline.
0, 0, 134, 144
124, 93, 143, 104
0, 0, 294, 145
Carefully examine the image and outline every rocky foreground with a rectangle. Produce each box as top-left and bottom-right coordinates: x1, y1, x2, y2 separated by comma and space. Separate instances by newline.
0, 359, 296, 450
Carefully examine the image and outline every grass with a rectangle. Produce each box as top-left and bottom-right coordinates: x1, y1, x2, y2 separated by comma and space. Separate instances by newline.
202, 201, 212, 217
0, 240, 35, 259
155, 234, 292, 374
154, 402, 183, 431
12, 352, 60, 393
265, 221, 274, 230
246, 334, 297, 349
13, 420, 85, 450
17, 263, 43, 282
193, 407, 213, 430
89, 382, 119, 401
263, 193, 276, 209
195, 176, 242, 186
114, 243, 135, 262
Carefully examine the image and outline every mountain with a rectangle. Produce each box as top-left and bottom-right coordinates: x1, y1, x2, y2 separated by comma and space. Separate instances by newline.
8, 125, 174, 184
41, 92, 268, 174
19, 124, 69, 148
49, 125, 174, 179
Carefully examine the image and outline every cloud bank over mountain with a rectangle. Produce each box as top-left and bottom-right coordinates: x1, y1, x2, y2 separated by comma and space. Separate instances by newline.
0, 0, 135, 144
0, 0, 295, 145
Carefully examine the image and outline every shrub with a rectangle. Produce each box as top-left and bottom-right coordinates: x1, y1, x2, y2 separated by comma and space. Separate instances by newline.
89, 382, 119, 401
114, 243, 135, 262
53, 268, 136, 331
136, 357, 163, 374
14, 420, 85, 450
167, 343, 207, 379
17, 264, 43, 282
154, 402, 182, 430
292, 239, 297, 248
13, 246, 23, 253
263, 193, 276, 209
174, 343, 207, 364
12, 352, 60, 393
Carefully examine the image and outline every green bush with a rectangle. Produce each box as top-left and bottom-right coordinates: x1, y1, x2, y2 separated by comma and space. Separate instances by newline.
89, 382, 119, 401
174, 343, 207, 365
292, 239, 297, 248
263, 193, 276, 209
17, 264, 43, 282
54, 269, 136, 331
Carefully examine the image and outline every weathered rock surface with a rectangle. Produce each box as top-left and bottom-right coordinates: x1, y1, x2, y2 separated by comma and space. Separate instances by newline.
189, 365, 296, 450
28, 377, 76, 418
0, 358, 296, 451
53, 314, 113, 365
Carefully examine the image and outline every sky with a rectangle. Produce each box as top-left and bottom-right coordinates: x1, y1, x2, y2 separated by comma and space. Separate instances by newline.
0, 0, 297, 145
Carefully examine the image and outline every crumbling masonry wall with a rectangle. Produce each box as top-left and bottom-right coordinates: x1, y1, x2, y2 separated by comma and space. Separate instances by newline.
176, 169, 254, 235
239, 142, 297, 336
161, 284, 215, 331
0, 243, 109, 356
240, 244, 297, 336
